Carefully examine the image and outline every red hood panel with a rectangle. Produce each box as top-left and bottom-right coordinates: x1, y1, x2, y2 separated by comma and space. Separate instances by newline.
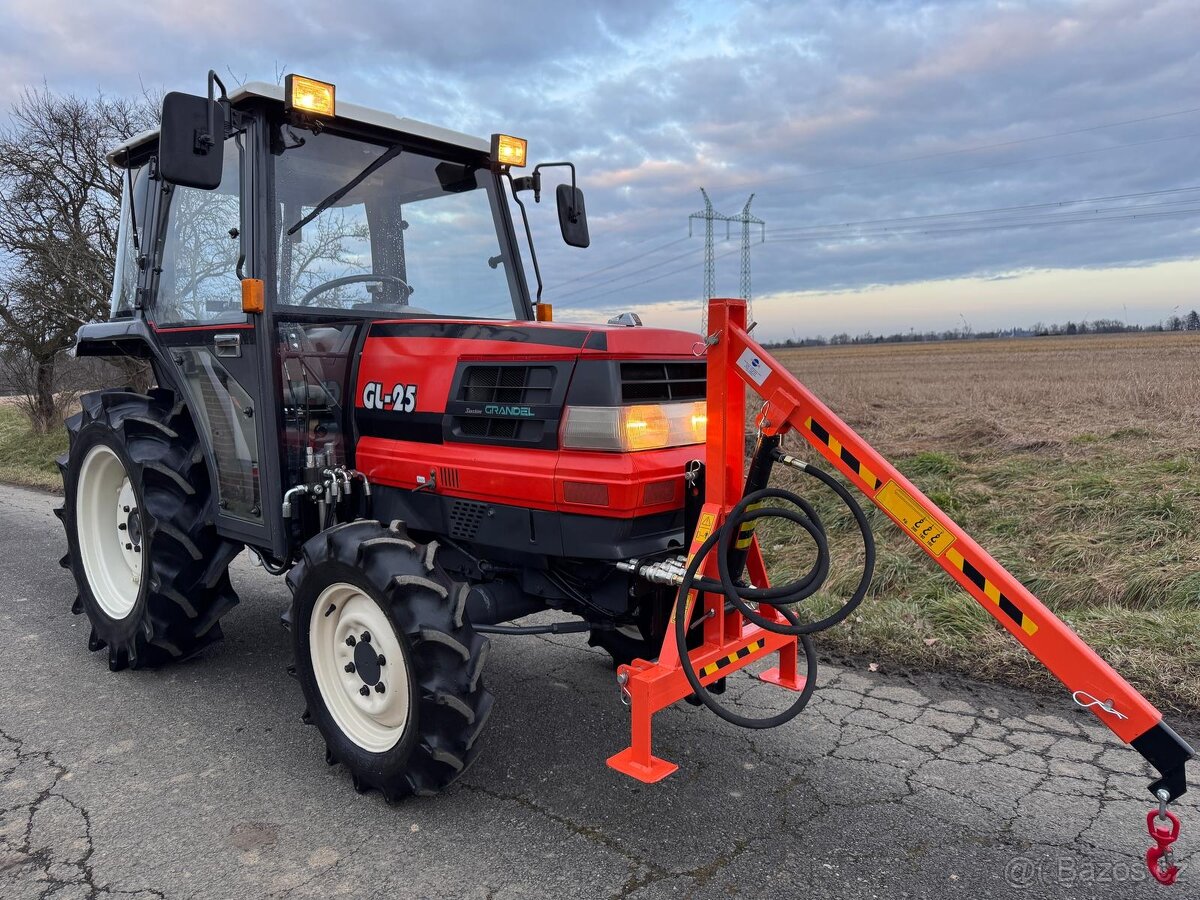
371, 318, 699, 356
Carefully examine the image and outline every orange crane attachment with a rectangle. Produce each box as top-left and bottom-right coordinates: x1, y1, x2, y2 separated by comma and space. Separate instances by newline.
608, 298, 1192, 826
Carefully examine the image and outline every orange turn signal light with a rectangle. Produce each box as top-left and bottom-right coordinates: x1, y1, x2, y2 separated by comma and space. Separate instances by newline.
536, 302, 553, 322
622, 404, 670, 451
241, 278, 265, 314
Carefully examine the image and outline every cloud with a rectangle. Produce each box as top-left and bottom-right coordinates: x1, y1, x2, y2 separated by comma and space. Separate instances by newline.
2, 0, 1196, 335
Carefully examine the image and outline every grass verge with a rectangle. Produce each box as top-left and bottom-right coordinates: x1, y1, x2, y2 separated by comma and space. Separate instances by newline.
760, 439, 1200, 715
0, 404, 67, 492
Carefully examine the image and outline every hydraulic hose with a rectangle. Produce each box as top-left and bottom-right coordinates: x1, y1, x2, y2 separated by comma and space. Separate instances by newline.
672, 456, 875, 729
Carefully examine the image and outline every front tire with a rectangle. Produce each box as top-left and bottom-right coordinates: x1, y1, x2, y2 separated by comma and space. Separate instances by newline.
287, 520, 493, 800
57, 388, 241, 670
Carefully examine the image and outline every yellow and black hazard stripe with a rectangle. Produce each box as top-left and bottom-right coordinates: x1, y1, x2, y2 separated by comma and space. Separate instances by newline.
803, 417, 881, 491
945, 547, 1038, 636
700, 639, 765, 677
734, 501, 765, 549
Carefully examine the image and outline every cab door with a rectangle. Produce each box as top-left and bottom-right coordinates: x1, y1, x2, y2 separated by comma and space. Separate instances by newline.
148, 126, 284, 556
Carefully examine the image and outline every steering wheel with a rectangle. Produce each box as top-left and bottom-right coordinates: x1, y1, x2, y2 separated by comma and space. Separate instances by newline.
299, 273, 413, 306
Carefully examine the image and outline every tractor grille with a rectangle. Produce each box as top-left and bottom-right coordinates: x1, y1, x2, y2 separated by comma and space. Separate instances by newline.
452, 363, 556, 446
459, 365, 556, 405
455, 416, 545, 442
448, 500, 487, 539
620, 361, 706, 402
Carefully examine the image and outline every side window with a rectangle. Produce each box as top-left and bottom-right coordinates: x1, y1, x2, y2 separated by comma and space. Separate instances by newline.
154, 137, 243, 324
110, 166, 150, 317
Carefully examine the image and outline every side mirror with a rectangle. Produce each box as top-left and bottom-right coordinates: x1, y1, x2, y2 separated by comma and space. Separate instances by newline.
556, 184, 590, 248
159, 92, 224, 190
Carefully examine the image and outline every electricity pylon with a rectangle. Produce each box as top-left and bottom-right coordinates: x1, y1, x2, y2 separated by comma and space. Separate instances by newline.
726, 193, 765, 322
689, 188, 729, 333
688, 188, 725, 302
688, 189, 766, 331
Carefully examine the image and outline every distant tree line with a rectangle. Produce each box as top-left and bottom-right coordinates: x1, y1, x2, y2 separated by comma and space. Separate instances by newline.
767, 310, 1200, 349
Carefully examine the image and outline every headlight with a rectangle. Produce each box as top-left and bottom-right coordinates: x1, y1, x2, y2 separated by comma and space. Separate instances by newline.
562, 401, 707, 451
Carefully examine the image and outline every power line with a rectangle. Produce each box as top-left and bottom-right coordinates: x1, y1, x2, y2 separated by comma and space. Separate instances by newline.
542, 235, 689, 292
765, 186, 1200, 236
554, 193, 1200, 302
708, 106, 1200, 207
549, 127, 1200, 303
557, 207, 1200, 309
556, 245, 744, 308
549, 244, 703, 301
554, 149, 1198, 298
548, 140, 1197, 296
764, 198, 1200, 242
720, 131, 1200, 206
765, 206, 1200, 243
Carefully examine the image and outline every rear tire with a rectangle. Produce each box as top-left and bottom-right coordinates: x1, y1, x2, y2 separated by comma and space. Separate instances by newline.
287, 520, 493, 800
57, 388, 241, 670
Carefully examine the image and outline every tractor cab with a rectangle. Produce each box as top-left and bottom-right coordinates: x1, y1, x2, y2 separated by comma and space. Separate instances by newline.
91, 77, 541, 554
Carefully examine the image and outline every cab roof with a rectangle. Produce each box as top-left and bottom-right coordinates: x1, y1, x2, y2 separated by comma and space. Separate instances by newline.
106, 80, 490, 166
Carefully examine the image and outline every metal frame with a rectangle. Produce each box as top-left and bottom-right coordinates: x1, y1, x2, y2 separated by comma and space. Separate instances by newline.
609, 298, 1192, 801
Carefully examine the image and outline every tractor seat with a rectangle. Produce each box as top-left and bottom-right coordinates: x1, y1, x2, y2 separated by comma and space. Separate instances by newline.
306, 327, 355, 354
286, 380, 340, 409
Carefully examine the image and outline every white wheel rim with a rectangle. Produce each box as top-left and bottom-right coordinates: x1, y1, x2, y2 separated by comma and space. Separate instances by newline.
309, 583, 411, 753
76, 444, 143, 619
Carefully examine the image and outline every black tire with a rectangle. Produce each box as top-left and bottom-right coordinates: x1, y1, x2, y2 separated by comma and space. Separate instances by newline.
56, 388, 241, 670
286, 519, 493, 800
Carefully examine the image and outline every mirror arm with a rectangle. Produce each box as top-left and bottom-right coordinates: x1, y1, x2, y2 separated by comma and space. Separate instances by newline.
533, 162, 578, 219
203, 70, 231, 152
504, 171, 544, 306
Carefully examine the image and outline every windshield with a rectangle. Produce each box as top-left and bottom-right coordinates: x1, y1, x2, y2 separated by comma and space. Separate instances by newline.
271, 129, 525, 318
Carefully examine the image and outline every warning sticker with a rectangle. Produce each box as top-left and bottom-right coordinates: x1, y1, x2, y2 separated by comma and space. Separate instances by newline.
875, 481, 955, 557
736, 348, 770, 386
693, 512, 717, 546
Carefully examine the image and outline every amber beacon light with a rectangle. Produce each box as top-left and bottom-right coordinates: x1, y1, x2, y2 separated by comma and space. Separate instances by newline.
490, 133, 528, 168
285, 75, 336, 117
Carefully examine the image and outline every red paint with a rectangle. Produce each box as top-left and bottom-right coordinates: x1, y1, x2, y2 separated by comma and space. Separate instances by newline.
1145, 809, 1180, 885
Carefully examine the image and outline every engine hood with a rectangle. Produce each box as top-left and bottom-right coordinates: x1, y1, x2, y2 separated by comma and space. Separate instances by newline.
366, 318, 700, 357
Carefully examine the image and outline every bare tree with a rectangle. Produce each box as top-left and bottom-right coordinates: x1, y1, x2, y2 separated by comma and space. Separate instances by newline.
0, 87, 154, 431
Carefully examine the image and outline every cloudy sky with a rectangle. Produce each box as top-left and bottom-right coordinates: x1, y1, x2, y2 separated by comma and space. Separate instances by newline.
2, 0, 1197, 340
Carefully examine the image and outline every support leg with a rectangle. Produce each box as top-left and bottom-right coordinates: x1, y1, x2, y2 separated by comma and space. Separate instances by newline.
759, 638, 805, 691
606, 669, 678, 783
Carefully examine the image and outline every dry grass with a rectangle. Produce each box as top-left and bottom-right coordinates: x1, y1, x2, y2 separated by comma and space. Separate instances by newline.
0, 404, 67, 491
761, 332, 1200, 713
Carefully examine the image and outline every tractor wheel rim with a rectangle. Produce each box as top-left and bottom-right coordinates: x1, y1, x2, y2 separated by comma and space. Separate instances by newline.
309, 583, 410, 753
76, 444, 142, 619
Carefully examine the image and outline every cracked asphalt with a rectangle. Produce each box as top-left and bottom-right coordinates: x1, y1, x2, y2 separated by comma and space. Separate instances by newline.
1, 481, 1197, 899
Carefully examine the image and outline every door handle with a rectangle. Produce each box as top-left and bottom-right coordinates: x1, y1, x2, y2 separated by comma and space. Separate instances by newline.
214, 333, 242, 358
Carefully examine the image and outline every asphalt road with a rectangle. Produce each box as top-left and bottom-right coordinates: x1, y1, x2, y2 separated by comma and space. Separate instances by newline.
0, 482, 1196, 899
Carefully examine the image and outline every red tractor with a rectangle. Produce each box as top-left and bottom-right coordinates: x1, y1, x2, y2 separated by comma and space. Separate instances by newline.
58, 72, 1190, 882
